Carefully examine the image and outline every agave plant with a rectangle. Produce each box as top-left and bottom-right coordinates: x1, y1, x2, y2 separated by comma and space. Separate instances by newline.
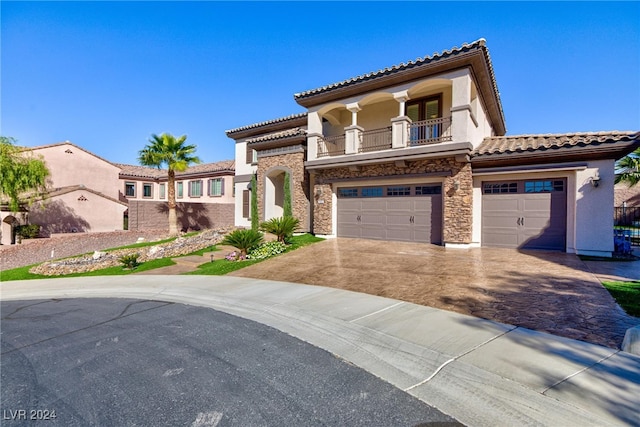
260, 216, 300, 243
221, 229, 264, 256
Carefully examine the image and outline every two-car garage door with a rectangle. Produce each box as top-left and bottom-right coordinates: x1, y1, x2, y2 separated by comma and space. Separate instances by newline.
337, 184, 442, 244
482, 179, 567, 250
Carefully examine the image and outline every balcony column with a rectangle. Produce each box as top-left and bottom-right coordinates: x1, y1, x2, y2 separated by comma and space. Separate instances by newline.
450, 72, 472, 143
306, 110, 322, 161
344, 103, 362, 154
392, 90, 410, 149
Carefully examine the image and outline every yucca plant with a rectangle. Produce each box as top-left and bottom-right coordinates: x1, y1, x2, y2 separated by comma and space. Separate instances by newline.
260, 216, 300, 243
221, 229, 264, 256
119, 253, 140, 269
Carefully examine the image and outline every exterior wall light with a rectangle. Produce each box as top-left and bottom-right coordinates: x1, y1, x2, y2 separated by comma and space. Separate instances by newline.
591, 172, 600, 188
453, 180, 460, 191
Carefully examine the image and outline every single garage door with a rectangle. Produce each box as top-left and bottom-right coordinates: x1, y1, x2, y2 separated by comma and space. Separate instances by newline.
482, 179, 567, 250
337, 184, 442, 244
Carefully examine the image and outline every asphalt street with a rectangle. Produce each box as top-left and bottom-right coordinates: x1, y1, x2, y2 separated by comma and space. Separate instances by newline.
1, 298, 461, 427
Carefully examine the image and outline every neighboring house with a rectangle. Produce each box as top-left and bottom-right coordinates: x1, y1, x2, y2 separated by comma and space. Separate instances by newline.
227, 39, 640, 257
117, 160, 235, 231
1, 142, 235, 243
28, 142, 128, 236
615, 183, 640, 207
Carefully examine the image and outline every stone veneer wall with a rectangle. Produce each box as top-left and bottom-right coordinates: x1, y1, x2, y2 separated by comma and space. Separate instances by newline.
128, 201, 234, 231
256, 151, 310, 232
312, 158, 473, 244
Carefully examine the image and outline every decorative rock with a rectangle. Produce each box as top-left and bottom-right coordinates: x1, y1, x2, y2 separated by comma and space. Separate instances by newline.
148, 246, 163, 256
137, 237, 145, 243
92, 251, 106, 260
622, 325, 640, 355
29, 228, 231, 276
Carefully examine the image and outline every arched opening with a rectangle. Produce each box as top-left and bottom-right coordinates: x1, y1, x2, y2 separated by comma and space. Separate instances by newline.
1, 215, 18, 245
264, 170, 286, 221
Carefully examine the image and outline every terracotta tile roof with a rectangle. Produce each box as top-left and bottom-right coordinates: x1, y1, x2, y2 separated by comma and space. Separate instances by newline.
474, 131, 640, 156
116, 164, 165, 179
225, 112, 307, 135
246, 128, 307, 145
294, 38, 498, 101
117, 160, 235, 179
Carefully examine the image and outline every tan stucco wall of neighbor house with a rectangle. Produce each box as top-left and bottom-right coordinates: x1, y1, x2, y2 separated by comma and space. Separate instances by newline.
127, 200, 234, 231
122, 176, 235, 204
312, 157, 472, 243
256, 151, 310, 232
33, 143, 122, 200
30, 191, 127, 235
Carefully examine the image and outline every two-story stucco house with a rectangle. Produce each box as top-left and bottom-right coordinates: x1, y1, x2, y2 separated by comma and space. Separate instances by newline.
27, 142, 128, 237
227, 39, 640, 257
3, 142, 235, 242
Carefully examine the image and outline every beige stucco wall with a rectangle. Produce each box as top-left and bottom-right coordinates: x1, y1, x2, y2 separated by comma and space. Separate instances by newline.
30, 190, 127, 235
575, 160, 615, 256
34, 143, 122, 199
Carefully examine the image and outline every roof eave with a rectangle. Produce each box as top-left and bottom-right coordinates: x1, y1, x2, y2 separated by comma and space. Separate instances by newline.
226, 114, 308, 140
471, 141, 640, 168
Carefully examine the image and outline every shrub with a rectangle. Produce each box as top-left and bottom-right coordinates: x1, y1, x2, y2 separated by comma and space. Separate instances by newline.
222, 229, 264, 256
283, 172, 292, 217
249, 241, 288, 260
15, 224, 40, 239
260, 216, 300, 243
250, 174, 259, 231
119, 253, 140, 269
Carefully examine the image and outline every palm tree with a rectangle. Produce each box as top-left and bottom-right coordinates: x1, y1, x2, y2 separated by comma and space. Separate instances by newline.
615, 147, 640, 187
138, 133, 201, 235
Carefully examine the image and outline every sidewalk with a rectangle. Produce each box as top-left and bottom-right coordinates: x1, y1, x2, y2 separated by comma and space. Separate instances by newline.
1, 276, 638, 426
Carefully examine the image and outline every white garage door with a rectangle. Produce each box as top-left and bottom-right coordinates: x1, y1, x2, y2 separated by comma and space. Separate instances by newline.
482, 179, 567, 250
337, 184, 442, 244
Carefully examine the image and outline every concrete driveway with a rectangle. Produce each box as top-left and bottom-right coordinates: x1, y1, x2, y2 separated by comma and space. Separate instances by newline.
230, 238, 639, 349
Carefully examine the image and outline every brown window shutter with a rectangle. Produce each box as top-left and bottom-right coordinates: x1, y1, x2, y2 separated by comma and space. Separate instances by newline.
246, 144, 253, 164
242, 190, 250, 218
221, 178, 225, 195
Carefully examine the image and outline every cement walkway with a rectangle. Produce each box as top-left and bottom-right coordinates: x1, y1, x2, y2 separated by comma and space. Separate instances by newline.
1, 276, 638, 426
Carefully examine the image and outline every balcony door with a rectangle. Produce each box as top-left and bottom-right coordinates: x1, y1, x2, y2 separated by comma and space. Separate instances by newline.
407, 95, 442, 143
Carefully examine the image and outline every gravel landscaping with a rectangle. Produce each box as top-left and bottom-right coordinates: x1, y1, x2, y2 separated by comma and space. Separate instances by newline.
1, 230, 171, 272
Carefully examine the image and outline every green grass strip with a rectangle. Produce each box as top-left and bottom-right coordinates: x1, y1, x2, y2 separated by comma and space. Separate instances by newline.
602, 281, 640, 317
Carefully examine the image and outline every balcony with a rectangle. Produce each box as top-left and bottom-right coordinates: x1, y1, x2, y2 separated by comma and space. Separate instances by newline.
408, 117, 452, 146
316, 117, 451, 158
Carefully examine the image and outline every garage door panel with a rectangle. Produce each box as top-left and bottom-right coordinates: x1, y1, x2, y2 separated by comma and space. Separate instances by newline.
386, 227, 414, 242
337, 186, 442, 244
362, 214, 386, 226
482, 179, 566, 250
361, 226, 386, 240
483, 196, 519, 213
387, 200, 413, 211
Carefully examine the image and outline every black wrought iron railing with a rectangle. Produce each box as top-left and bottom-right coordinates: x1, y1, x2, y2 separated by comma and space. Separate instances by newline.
408, 117, 452, 146
359, 127, 392, 153
614, 206, 640, 245
317, 134, 346, 157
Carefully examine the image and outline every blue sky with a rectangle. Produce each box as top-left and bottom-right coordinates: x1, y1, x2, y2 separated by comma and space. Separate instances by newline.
2, 1, 639, 165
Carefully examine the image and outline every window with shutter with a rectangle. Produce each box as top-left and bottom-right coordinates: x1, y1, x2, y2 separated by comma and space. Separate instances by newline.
242, 190, 250, 218
208, 178, 225, 196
